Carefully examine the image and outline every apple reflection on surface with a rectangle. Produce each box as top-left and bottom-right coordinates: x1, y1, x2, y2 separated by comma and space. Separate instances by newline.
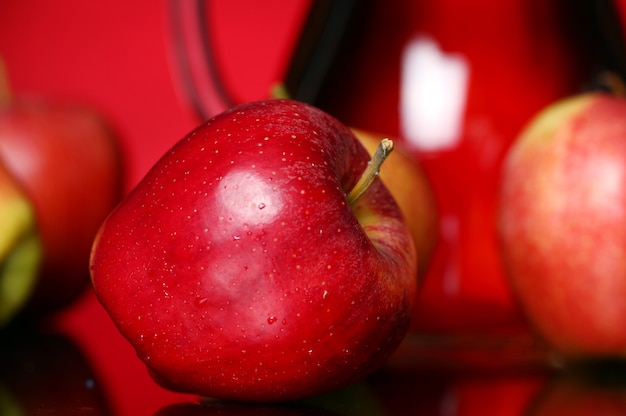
357, 367, 548, 416
528, 361, 626, 416
0, 324, 112, 415
155, 366, 549, 416
156, 401, 338, 416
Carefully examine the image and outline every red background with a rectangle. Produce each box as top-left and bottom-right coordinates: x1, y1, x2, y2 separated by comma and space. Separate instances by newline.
3, 1, 626, 415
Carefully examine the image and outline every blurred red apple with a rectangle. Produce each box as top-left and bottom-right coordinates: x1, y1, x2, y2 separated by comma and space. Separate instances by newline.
0, 160, 41, 326
0, 87, 124, 313
498, 92, 626, 359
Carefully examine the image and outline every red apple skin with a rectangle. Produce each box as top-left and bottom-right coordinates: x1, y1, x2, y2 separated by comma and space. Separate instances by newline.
498, 92, 626, 359
0, 98, 124, 312
90, 99, 417, 402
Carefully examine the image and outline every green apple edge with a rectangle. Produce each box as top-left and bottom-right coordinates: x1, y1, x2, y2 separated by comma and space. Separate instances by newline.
0, 231, 41, 326
0, 386, 24, 416
0, 196, 42, 327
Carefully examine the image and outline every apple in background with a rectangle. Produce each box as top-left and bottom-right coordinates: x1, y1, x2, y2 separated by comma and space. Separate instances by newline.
0, 160, 41, 327
0, 91, 124, 313
498, 92, 626, 359
351, 128, 437, 279
90, 99, 417, 402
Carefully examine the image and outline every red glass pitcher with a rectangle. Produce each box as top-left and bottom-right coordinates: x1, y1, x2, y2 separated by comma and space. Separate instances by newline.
168, 0, 614, 362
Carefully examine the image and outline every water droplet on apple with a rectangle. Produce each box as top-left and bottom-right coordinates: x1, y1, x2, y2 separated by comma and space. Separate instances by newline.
232, 235, 240, 241
195, 297, 208, 307
258, 202, 266, 210
267, 316, 277, 325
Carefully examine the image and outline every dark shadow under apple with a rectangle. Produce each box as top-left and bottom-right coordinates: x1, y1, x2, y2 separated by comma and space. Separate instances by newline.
0, 323, 113, 415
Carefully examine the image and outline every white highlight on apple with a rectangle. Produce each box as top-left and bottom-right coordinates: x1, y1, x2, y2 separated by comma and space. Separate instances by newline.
217, 170, 282, 230
400, 35, 470, 151
581, 157, 625, 221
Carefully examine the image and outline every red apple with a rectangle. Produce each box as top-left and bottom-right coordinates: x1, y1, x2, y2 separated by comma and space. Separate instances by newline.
498, 92, 626, 359
351, 128, 438, 279
0, 96, 124, 313
0, 160, 41, 326
90, 99, 417, 402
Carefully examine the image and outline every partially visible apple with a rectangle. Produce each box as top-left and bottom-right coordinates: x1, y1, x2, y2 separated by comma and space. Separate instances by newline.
0, 160, 41, 327
90, 99, 417, 402
498, 92, 626, 359
351, 128, 437, 278
0, 96, 124, 313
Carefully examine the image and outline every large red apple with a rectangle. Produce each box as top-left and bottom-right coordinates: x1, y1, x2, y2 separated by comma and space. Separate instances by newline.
90, 99, 417, 402
498, 92, 626, 359
0, 160, 41, 327
0, 96, 124, 312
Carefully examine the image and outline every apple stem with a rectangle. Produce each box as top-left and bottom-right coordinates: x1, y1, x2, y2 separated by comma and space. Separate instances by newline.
347, 138, 394, 205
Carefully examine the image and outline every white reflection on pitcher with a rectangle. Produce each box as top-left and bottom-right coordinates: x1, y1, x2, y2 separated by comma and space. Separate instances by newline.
400, 35, 470, 152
